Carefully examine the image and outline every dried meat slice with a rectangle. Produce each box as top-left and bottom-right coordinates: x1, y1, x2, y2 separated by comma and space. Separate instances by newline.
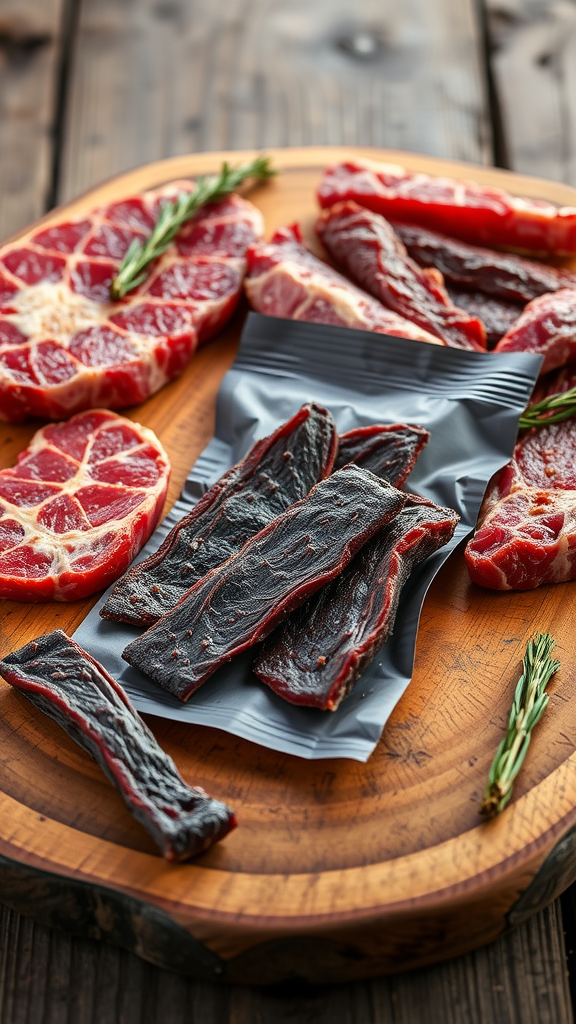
445, 288, 523, 348
392, 221, 576, 302
466, 369, 576, 589
0, 409, 170, 601
254, 497, 458, 710
315, 202, 486, 351
317, 160, 576, 255
494, 289, 576, 373
122, 465, 407, 701
244, 225, 444, 346
0, 186, 263, 421
0, 631, 235, 860
101, 403, 338, 626
335, 423, 429, 486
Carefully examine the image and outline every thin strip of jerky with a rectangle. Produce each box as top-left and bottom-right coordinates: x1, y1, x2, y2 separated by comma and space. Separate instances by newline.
102, 402, 337, 626
335, 424, 430, 486
445, 287, 523, 348
315, 202, 486, 351
254, 497, 458, 710
0, 630, 235, 861
393, 221, 576, 302
122, 465, 407, 701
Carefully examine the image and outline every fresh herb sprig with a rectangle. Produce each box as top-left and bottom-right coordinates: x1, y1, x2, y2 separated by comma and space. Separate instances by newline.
519, 386, 576, 430
480, 633, 560, 819
110, 155, 276, 300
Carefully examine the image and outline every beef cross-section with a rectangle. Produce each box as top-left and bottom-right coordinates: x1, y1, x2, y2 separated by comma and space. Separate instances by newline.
122, 465, 407, 700
101, 403, 337, 625
0, 185, 263, 422
0, 631, 236, 860
254, 496, 458, 710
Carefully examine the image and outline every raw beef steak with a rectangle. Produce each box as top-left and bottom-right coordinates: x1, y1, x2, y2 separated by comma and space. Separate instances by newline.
0, 409, 170, 601
244, 225, 443, 345
495, 289, 576, 373
315, 202, 486, 351
466, 366, 576, 589
0, 185, 263, 422
317, 160, 576, 255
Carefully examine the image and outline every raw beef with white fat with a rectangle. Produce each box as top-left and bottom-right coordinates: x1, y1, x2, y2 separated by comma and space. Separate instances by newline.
0, 186, 263, 422
466, 366, 576, 589
244, 225, 443, 346
0, 409, 170, 601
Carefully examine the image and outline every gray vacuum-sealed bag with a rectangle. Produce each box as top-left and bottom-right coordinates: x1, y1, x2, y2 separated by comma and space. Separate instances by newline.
74, 314, 541, 761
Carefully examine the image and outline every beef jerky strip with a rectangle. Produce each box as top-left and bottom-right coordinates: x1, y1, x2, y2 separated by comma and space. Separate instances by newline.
122, 465, 407, 701
102, 402, 337, 626
445, 288, 523, 349
335, 424, 430, 486
315, 202, 486, 351
0, 631, 235, 860
393, 221, 576, 302
254, 496, 458, 710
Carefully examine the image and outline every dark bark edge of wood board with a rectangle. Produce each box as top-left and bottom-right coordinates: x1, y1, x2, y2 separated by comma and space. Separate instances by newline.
2, 147, 576, 985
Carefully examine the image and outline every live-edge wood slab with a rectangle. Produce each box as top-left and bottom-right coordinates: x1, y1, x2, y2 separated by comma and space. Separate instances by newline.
1, 147, 576, 984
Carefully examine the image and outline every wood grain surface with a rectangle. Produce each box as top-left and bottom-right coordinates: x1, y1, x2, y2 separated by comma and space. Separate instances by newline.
1, 0, 576, 1015
2, 148, 576, 988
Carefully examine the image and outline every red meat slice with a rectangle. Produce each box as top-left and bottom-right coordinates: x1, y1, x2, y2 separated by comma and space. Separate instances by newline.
466, 366, 576, 589
316, 202, 486, 351
244, 225, 444, 346
495, 289, 576, 373
0, 185, 263, 422
0, 409, 170, 601
317, 160, 576, 255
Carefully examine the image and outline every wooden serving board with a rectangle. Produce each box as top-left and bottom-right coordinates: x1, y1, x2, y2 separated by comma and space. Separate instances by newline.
2, 147, 576, 985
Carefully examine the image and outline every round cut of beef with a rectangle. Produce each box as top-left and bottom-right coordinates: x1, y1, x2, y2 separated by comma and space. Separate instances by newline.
0, 184, 263, 422
0, 409, 170, 601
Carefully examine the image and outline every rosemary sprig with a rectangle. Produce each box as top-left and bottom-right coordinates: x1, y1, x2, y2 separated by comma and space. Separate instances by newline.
110, 155, 276, 300
480, 633, 560, 819
518, 385, 576, 430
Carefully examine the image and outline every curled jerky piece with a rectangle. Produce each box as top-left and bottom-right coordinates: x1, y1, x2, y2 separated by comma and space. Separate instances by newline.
393, 221, 576, 302
244, 225, 443, 346
317, 160, 576, 255
495, 289, 576, 373
316, 202, 486, 351
335, 423, 429, 486
255, 496, 458, 710
123, 465, 407, 700
102, 402, 337, 625
0, 631, 235, 860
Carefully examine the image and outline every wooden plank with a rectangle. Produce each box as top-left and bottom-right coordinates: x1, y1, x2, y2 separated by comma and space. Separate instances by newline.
59, 0, 491, 202
0, 0, 65, 240
485, 0, 576, 184
0, 900, 571, 1023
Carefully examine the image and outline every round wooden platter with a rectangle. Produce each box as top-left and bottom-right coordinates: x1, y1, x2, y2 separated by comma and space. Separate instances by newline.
2, 148, 576, 985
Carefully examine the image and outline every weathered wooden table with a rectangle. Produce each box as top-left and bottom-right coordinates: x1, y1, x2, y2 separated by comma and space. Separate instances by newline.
1, 1, 576, 1020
